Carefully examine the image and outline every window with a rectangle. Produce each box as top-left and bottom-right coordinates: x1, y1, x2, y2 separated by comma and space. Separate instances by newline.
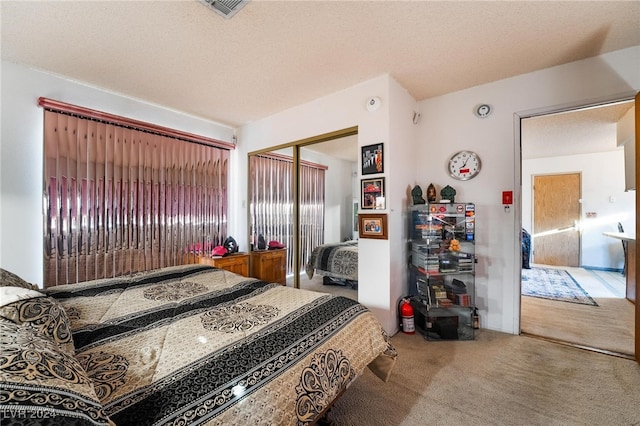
41, 98, 232, 286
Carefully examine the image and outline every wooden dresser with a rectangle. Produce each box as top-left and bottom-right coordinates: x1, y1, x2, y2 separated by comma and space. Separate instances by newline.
250, 249, 287, 285
196, 252, 249, 277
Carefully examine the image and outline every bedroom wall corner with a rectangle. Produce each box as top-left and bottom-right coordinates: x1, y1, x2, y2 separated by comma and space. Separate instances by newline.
386, 76, 419, 335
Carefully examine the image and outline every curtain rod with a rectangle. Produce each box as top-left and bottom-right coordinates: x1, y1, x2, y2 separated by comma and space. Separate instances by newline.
38, 97, 235, 150
255, 152, 329, 170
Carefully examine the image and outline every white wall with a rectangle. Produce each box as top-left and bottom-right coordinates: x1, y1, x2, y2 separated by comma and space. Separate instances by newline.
387, 77, 421, 331
522, 150, 634, 270
0, 62, 235, 285
619, 107, 636, 191
415, 46, 639, 333
298, 148, 356, 243
239, 75, 418, 334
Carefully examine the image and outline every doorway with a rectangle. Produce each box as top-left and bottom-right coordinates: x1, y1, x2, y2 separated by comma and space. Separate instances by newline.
519, 98, 636, 359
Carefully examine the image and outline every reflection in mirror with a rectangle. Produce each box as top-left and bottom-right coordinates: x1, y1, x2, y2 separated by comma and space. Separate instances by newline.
298, 137, 359, 300
248, 147, 294, 284
247, 128, 358, 295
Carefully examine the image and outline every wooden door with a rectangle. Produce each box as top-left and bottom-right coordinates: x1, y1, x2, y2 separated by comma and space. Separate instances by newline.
532, 173, 581, 266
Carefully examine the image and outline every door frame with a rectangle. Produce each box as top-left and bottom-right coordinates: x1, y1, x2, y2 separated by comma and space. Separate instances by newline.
513, 91, 638, 362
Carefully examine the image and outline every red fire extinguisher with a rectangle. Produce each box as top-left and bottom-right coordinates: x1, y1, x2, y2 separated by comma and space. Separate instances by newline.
400, 298, 415, 334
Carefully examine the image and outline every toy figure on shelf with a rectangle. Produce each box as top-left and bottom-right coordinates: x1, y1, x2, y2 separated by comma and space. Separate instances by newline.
427, 183, 437, 203
440, 185, 456, 203
411, 185, 425, 205
257, 234, 267, 250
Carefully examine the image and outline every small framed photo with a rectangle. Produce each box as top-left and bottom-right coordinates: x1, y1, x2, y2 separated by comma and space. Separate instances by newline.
358, 213, 388, 240
361, 143, 384, 175
361, 177, 385, 210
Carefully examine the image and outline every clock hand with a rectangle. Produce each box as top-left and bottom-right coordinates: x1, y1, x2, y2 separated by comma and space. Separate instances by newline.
458, 157, 471, 173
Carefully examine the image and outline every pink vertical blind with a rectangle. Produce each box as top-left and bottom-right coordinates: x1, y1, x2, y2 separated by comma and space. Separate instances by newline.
249, 154, 325, 275
41, 99, 231, 287
298, 161, 326, 274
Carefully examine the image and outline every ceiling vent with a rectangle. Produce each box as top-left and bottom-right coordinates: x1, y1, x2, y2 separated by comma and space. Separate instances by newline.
200, 0, 249, 19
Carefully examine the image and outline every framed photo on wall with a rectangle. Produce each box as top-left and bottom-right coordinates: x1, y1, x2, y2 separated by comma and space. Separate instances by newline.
361, 177, 385, 210
358, 213, 388, 240
361, 143, 384, 175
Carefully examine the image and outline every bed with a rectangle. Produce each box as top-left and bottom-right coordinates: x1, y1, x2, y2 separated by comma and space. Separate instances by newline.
0, 265, 395, 425
305, 241, 358, 288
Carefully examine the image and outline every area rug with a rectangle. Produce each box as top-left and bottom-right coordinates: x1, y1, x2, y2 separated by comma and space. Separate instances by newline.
522, 267, 598, 306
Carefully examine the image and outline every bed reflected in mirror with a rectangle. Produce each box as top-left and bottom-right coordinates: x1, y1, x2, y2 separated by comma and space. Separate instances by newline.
299, 139, 358, 300
247, 129, 358, 299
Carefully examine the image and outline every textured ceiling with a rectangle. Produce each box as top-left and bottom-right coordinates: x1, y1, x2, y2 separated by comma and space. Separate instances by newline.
2, 1, 639, 128
522, 101, 635, 160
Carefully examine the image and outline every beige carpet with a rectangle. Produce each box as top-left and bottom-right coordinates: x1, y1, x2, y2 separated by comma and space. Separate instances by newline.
325, 330, 640, 425
521, 295, 635, 356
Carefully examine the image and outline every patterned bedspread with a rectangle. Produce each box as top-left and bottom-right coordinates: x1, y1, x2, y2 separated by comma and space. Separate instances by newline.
42, 264, 394, 425
305, 241, 358, 281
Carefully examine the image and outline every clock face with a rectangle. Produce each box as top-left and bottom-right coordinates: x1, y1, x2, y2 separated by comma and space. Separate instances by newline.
448, 150, 481, 180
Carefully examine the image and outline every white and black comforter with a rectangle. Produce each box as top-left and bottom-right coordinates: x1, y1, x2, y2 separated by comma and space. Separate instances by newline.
305, 241, 358, 282
37, 264, 394, 425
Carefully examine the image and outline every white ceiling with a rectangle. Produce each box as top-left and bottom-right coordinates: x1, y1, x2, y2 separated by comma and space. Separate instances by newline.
2, 1, 639, 129
522, 100, 635, 160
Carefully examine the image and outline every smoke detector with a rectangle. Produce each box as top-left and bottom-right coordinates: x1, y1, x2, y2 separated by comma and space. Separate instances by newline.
200, 0, 249, 19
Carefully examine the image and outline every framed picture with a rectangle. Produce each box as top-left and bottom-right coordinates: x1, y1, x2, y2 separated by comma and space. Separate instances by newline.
358, 213, 388, 240
361, 143, 384, 175
361, 177, 385, 210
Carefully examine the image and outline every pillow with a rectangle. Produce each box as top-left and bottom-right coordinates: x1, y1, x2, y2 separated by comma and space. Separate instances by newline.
0, 320, 112, 425
0, 287, 75, 356
0, 286, 46, 306
0, 267, 39, 290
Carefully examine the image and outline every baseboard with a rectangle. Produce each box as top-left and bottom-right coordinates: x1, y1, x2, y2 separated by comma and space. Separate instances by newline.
521, 332, 635, 361
581, 266, 622, 273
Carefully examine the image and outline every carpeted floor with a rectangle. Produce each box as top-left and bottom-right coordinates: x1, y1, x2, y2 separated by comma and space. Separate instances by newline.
289, 270, 637, 424
522, 267, 597, 306
325, 330, 640, 425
